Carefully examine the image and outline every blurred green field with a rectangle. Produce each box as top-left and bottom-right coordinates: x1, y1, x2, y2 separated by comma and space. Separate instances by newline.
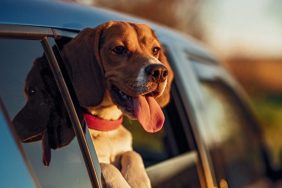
251, 95, 282, 166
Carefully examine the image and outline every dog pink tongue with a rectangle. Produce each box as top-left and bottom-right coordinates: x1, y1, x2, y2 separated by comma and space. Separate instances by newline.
134, 96, 164, 133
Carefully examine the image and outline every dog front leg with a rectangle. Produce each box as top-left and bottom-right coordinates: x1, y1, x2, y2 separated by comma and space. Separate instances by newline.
120, 151, 151, 188
100, 163, 131, 188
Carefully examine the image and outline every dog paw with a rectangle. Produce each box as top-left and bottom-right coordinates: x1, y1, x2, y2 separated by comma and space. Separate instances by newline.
100, 163, 131, 188
120, 151, 151, 188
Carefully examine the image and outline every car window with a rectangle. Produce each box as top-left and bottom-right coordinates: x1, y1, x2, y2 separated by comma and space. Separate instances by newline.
199, 79, 265, 188
0, 38, 93, 188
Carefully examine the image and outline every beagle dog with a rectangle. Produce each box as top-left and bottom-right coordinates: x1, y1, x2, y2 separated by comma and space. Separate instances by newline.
13, 21, 173, 188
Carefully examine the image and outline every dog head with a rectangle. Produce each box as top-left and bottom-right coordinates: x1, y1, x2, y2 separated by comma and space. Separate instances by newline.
63, 21, 173, 133
13, 57, 75, 165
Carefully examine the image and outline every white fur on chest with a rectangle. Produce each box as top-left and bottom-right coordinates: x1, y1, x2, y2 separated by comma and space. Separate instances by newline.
86, 94, 133, 164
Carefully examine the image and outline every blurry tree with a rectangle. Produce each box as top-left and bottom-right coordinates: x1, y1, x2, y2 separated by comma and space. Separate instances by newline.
69, 0, 205, 40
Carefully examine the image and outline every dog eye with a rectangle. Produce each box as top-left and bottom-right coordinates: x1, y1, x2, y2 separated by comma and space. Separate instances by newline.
112, 46, 128, 55
152, 47, 160, 56
27, 87, 36, 95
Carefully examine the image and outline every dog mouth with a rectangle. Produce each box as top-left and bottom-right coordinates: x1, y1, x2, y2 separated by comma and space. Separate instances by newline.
110, 84, 164, 133
111, 85, 134, 113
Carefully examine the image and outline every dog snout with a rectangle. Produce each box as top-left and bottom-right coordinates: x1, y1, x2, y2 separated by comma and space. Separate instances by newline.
145, 64, 168, 83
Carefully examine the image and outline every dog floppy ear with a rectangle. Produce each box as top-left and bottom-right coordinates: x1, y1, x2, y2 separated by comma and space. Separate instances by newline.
156, 47, 174, 107
62, 26, 106, 107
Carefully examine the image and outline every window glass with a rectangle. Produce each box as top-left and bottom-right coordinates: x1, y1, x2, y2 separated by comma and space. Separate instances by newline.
0, 106, 37, 188
0, 38, 92, 188
199, 81, 265, 187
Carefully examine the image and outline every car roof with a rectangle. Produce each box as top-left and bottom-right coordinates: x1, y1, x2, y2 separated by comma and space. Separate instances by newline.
0, 0, 216, 61
0, 0, 131, 30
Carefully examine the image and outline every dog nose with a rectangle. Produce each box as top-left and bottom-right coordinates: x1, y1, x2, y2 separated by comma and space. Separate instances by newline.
145, 64, 168, 82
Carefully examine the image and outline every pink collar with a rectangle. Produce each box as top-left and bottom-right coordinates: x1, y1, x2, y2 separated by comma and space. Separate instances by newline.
84, 113, 123, 131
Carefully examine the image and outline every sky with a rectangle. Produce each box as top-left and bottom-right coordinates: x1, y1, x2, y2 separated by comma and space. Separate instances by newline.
201, 0, 282, 58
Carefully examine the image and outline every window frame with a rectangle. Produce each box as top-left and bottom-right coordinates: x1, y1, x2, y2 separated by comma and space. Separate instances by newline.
0, 24, 102, 188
